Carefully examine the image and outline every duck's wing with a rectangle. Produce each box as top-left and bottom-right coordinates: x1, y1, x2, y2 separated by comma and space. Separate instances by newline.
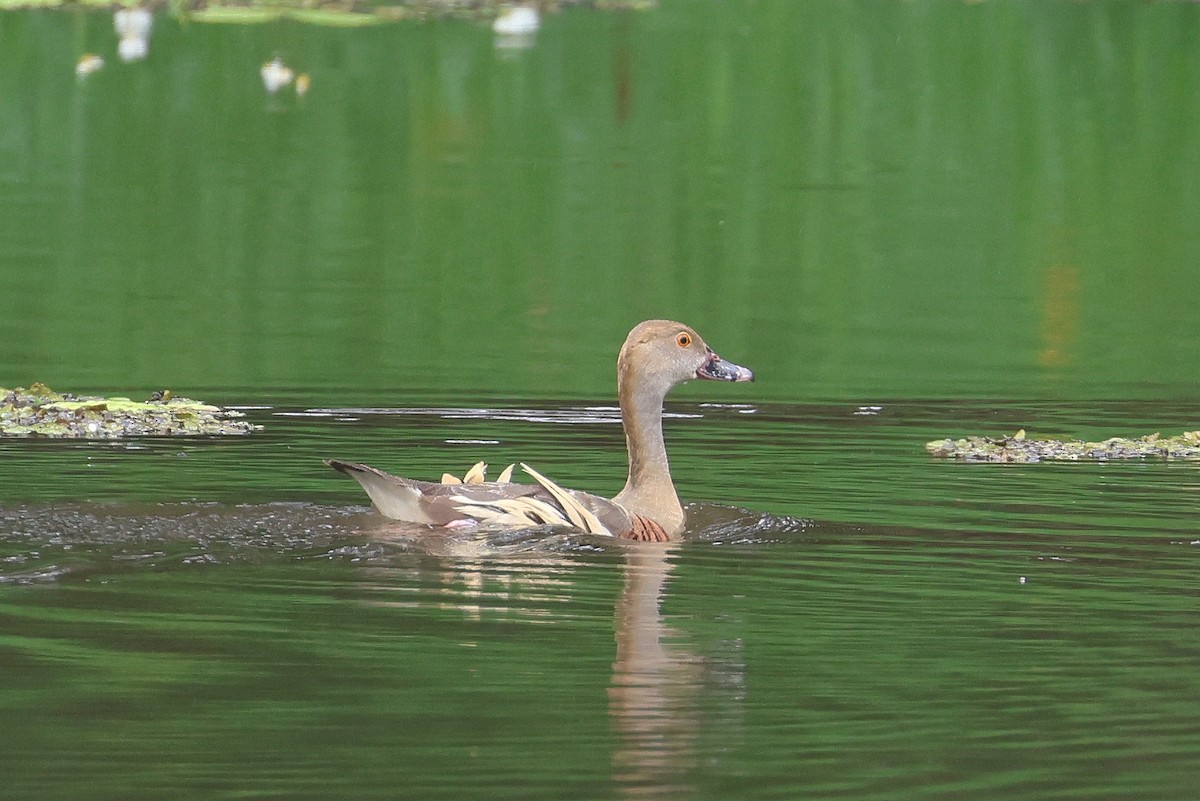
326, 459, 637, 536
325, 460, 536, 525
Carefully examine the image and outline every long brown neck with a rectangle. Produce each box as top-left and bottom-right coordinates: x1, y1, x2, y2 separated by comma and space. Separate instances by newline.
613, 367, 684, 533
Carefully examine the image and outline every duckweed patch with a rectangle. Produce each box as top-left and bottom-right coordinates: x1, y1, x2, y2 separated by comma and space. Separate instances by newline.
1, 384, 259, 438
927, 429, 1200, 463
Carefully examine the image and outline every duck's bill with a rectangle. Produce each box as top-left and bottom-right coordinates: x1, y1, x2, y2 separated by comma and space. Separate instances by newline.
697, 351, 754, 382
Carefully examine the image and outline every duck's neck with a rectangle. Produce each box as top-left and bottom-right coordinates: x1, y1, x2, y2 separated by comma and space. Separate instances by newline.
613, 373, 684, 533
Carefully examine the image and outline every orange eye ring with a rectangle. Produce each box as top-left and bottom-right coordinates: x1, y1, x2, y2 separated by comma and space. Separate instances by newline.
676, 332, 692, 348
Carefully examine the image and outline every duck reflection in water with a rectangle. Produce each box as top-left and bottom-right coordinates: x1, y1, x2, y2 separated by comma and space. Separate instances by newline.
357, 521, 740, 797
609, 544, 725, 798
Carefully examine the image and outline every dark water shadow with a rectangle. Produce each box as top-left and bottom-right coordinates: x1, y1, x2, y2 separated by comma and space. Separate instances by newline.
0, 500, 815, 583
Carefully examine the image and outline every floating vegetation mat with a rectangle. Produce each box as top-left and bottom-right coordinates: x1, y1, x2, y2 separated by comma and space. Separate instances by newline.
927, 429, 1200, 463
1, 384, 259, 438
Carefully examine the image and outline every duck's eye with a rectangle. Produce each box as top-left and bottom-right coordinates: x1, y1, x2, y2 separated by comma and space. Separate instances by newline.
676, 332, 692, 348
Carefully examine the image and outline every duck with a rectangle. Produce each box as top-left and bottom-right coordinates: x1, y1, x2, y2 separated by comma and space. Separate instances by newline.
326, 320, 753, 542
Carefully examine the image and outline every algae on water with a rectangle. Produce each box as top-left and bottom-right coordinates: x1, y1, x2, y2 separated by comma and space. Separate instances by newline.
927, 429, 1200, 463
1, 384, 259, 438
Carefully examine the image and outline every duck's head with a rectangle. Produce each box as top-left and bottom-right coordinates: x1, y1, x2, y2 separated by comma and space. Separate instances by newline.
618, 320, 753, 398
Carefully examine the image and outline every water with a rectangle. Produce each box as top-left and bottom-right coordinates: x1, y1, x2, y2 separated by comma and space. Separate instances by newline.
3, 396, 1197, 799
2, 2, 1200, 799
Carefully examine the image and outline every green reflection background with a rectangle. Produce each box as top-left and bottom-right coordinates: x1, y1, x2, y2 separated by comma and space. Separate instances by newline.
2, 2, 1198, 402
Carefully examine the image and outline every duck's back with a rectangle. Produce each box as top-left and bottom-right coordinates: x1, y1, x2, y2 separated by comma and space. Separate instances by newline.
326, 459, 669, 539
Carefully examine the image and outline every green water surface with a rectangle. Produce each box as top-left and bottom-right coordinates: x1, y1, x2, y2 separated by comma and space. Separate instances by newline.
2, 2, 1199, 800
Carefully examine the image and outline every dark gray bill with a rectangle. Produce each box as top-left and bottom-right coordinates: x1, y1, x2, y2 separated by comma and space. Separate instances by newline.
696, 350, 754, 382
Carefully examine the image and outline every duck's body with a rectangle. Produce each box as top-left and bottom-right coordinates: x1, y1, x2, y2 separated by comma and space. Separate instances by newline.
327, 320, 753, 541
325, 459, 675, 541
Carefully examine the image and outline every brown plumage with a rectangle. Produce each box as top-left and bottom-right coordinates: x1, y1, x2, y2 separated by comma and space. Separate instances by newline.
627, 514, 671, 543
326, 320, 753, 541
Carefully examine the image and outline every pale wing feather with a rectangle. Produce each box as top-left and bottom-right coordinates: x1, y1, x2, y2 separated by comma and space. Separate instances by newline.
520, 463, 612, 535
450, 495, 567, 528
463, 462, 488, 484
450, 503, 532, 527
328, 459, 616, 534
493, 496, 572, 526
451, 486, 611, 534
497, 464, 515, 484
